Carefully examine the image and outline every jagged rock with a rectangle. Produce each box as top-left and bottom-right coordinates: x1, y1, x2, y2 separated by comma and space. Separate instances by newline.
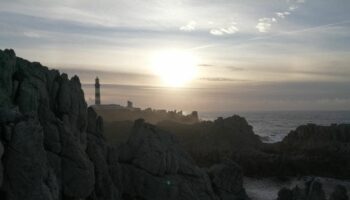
86, 108, 120, 200
0, 108, 22, 123
0, 49, 95, 200
0, 49, 252, 200
0, 49, 16, 108
277, 188, 293, 200
208, 160, 249, 200
125, 119, 200, 176
276, 179, 326, 200
305, 180, 326, 200
4, 118, 58, 200
60, 123, 95, 198
329, 185, 348, 200
0, 140, 3, 187
117, 119, 218, 200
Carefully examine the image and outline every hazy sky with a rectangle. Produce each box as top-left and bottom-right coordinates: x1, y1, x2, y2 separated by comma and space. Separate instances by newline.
1, 0, 350, 112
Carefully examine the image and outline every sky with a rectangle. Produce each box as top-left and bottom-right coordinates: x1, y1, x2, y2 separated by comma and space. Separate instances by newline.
1, 0, 350, 112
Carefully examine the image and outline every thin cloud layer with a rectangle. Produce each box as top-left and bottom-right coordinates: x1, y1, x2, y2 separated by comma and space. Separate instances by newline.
1, 0, 350, 111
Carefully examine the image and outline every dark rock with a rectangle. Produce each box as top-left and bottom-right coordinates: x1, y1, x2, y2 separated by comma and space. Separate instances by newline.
86, 107, 120, 200
305, 179, 326, 200
208, 159, 249, 200
116, 119, 218, 200
0, 49, 96, 200
276, 179, 326, 200
0, 108, 22, 123
60, 124, 95, 198
277, 188, 293, 200
0, 49, 252, 200
329, 185, 348, 200
4, 118, 58, 200
0, 141, 3, 187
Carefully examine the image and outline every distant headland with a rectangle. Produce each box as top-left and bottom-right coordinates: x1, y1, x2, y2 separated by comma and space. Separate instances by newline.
92, 75, 199, 124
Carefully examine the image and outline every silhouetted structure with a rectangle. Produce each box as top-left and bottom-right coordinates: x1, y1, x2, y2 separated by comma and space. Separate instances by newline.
95, 77, 101, 105
127, 100, 133, 108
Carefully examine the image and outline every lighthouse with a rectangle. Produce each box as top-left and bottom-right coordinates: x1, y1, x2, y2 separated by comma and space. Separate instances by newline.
95, 77, 101, 105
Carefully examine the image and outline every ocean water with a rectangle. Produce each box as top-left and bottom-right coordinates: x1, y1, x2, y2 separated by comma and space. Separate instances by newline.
200, 111, 350, 143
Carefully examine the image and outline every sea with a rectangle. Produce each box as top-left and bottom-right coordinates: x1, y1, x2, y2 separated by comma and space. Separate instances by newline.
200, 110, 350, 143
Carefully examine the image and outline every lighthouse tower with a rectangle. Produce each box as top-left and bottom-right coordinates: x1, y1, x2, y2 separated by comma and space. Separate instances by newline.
95, 77, 101, 105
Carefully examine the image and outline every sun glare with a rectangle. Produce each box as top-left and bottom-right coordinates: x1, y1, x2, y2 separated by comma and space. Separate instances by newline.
152, 50, 198, 87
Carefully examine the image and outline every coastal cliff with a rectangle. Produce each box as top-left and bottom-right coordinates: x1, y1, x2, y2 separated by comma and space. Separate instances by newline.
0, 49, 348, 200
0, 49, 249, 200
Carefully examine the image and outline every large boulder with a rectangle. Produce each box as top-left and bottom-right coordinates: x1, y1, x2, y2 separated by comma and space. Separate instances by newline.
116, 119, 218, 200
329, 185, 349, 200
0, 49, 96, 200
4, 117, 59, 200
0, 141, 4, 187
276, 179, 326, 200
208, 160, 249, 200
86, 107, 120, 200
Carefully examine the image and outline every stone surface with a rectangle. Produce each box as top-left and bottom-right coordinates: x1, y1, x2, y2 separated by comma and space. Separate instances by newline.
5, 118, 58, 200
86, 108, 120, 200
0, 49, 97, 200
208, 160, 249, 200
0, 140, 3, 187
329, 185, 349, 200
115, 119, 225, 200
276, 179, 326, 200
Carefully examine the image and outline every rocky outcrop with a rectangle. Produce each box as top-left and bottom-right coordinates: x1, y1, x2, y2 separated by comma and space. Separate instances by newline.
0, 49, 109, 199
86, 107, 120, 200
106, 112, 350, 179
277, 179, 325, 200
156, 115, 262, 167
276, 179, 349, 200
329, 185, 349, 200
255, 124, 350, 178
208, 160, 249, 200
116, 119, 218, 200
0, 49, 248, 200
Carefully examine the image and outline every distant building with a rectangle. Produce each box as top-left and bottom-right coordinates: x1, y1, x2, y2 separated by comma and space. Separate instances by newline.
127, 100, 133, 108
95, 77, 101, 105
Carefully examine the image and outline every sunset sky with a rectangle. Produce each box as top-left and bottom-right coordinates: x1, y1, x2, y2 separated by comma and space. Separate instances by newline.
1, 0, 350, 112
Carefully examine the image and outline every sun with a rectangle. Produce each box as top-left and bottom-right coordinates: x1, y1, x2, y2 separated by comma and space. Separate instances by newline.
152, 50, 198, 87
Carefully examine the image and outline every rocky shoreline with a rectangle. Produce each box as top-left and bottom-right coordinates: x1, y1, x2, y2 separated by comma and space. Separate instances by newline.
0, 49, 349, 200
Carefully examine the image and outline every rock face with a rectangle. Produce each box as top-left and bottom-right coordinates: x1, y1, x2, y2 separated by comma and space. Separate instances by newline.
115, 119, 247, 200
106, 111, 350, 179
0, 49, 249, 200
156, 115, 262, 167
256, 124, 350, 178
329, 185, 349, 200
276, 179, 349, 200
0, 49, 114, 199
208, 160, 249, 200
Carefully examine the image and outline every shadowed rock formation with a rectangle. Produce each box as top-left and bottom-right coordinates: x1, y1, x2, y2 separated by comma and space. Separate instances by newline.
0, 49, 249, 200
277, 179, 349, 200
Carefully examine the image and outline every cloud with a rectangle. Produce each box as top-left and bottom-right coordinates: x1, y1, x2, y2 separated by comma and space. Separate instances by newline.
210, 22, 239, 36
289, 5, 298, 11
198, 64, 244, 71
226, 66, 244, 71
256, 18, 276, 32
199, 77, 245, 82
198, 64, 214, 67
287, 0, 305, 3
180, 20, 196, 32
276, 12, 291, 19
23, 31, 42, 38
